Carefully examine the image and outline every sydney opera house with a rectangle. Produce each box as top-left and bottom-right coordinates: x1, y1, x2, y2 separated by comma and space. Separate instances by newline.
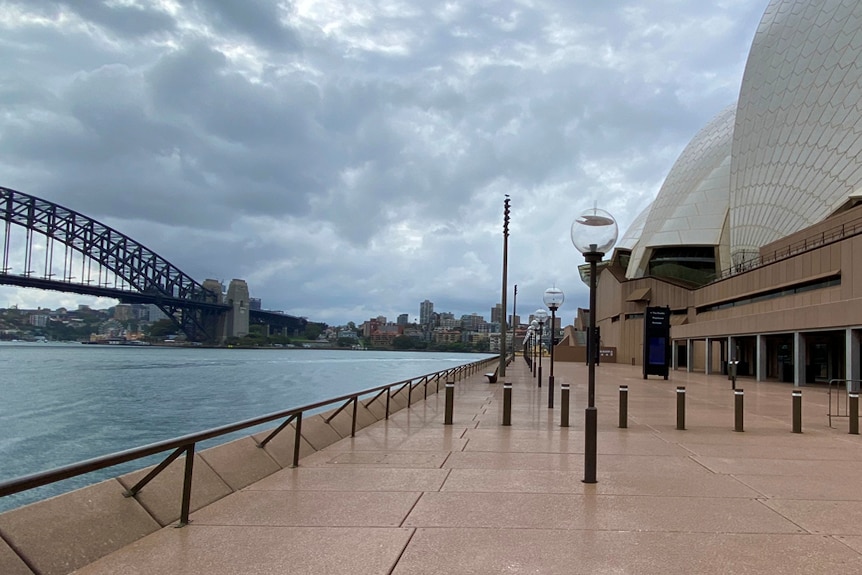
594, 0, 862, 386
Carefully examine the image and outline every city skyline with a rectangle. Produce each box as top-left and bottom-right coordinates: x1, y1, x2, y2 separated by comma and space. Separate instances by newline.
0, 1, 770, 325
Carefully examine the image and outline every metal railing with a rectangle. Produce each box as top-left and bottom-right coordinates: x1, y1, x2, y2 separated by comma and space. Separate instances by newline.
712, 216, 862, 283
827, 379, 862, 428
0, 356, 498, 526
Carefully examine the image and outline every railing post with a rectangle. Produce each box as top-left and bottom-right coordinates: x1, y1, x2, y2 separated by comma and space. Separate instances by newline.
792, 390, 802, 434
177, 444, 195, 528
676, 386, 686, 430
444, 381, 454, 425
502, 382, 512, 426
561, 384, 570, 428
385, 388, 391, 419
619, 385, 628, 429
734, 389, 744, 432
408, 380, 413, 407
351, 396, 358, 437
850, 392, 859, 435
292, 412, 303, 468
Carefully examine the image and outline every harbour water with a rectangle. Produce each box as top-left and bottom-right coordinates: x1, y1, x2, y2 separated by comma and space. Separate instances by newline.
0, 342, 490, 512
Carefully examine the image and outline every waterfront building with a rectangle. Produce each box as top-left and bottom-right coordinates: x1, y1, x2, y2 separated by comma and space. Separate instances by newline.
592, 0, 862, 386
28, 313, 48, 328
112, 304, 133, 322
432, 330, 461, 344
419, 300, 434, 326
397, 313, 409, 326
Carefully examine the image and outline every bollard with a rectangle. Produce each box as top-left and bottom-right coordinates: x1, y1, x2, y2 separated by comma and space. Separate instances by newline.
676, 386, 686, 430
444, 381, 454, 425
619, 385, 628, 429
734, 389, 744, 432
850, 392, 859, 435
792, 390, 802, 434
502, 382, 512, 426
561, 384, 570, 427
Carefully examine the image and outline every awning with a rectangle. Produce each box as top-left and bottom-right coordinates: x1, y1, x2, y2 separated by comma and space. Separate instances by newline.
626, 287, 652, 302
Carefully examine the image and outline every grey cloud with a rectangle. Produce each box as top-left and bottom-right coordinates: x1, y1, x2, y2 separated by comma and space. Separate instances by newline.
0, 0, 774, 323
10, 0, 177, 38
191, 0, 301, 52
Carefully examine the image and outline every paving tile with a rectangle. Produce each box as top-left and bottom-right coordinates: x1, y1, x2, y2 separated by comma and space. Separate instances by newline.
246, 467, 449, 492
735, 473, 862, 500
191, 490, 420, 528
403, 492, 802, 533
73, 526, 413, 575
299, 450, 451, 468
764, 499, 862, 535
693, 456, 862, 477
392, 529, 862, 575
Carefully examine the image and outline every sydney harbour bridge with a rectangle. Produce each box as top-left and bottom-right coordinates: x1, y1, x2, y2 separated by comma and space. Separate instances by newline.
0, 186, 306, 342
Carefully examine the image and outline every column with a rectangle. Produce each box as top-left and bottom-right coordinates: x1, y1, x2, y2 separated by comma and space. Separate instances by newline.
686, 339, 694, 373
847, 328, 861, 391
756, 334, 767, 382
793, 331, 805, 387
705, 337, 712, 375
672, 340, 678, 370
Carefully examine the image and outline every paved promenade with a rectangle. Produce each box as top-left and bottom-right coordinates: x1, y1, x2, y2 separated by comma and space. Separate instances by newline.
72, 360, 862, 574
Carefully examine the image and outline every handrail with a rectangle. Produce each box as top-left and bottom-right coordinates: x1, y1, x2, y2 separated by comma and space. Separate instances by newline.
0, 355, 498, 525
712, 217, 862, 283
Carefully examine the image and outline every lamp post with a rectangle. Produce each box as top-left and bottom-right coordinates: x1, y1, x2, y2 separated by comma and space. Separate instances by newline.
535, 309, 548, 389
530, 319, 538, 378
571, 207, 618, 484
543, 287, 565, 409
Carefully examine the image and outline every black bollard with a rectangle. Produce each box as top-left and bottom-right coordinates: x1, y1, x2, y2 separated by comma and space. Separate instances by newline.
444, 381, 454, 425
502, 382, 512, 426
561, 384, 570, 427
734, 389, 744, 432
792, 390, 802, 434
676, 386, 686, 430
619, 385, 628, 429
850, 392, 859, 435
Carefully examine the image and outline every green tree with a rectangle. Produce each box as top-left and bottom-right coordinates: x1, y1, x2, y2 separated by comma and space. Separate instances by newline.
148, 319, 178, 338
304, 322, 324, 341
392, 335, 414, 350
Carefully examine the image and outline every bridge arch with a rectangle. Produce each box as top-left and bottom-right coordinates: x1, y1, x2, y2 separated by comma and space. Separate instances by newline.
0, 186, 223, 341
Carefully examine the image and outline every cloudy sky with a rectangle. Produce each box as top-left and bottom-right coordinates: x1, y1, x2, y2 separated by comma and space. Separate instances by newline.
0, 0, 771, 326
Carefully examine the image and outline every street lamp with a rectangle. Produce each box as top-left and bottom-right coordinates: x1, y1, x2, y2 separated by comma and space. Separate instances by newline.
571, 206, 618, 484
530, 319, 538, 378
543, 287, 565, 409
535, 309, 548, 389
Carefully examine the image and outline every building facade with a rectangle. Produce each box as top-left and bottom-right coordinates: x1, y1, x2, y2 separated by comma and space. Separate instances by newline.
592, 0, 862, 387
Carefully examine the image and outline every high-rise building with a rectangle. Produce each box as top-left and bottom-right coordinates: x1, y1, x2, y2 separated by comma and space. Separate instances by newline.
397, 313, 409, 326
491, 304, 503, 324
420, 300, 434, 326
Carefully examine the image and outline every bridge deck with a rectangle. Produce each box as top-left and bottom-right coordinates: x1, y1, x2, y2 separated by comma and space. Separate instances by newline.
71, 360, 862, 574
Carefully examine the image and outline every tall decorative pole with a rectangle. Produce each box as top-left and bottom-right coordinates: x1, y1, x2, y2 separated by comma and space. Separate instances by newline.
543, 287, 565, 409
511, 284, 518, 357
571, 207, 617, 484
530, 319, 538, 377
499, 196, 510, 377
535, 309, 548, 388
